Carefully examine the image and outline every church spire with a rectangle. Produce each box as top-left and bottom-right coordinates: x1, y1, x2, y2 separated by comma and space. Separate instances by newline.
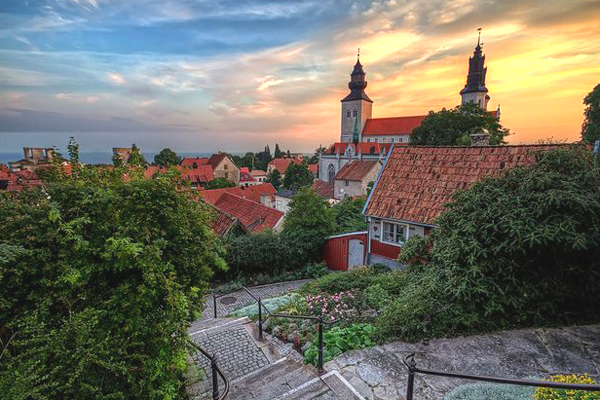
342, 48, 372, 103
460, 28, 490, 109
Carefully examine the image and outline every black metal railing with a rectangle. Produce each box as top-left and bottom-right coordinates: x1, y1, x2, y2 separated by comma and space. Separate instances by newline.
190, 341, 230, 400
212, 287, 337, 373
403, 353, 600, 400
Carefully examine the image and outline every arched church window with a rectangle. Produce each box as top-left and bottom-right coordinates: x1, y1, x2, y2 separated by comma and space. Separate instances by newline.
347, 110, 351, 118
352, 110, 358, 117
328, 164, 335, 182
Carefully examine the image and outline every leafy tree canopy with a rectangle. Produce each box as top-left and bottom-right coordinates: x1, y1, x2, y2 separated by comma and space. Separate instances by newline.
282, 162, 313, 191
281, 188, 336, 266
307, 146, 326, 164
154, 148, 182, 166
582, 83, 600, 143
127, 143, 147, 167
410, 103, 509, 146
274, 143, 284, 158
0, 141, 224, 399
266, 169, 282, 190
205, 177, 237, 189
331, 197, 367, 233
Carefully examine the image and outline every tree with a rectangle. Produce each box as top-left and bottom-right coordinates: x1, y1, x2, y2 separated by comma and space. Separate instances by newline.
274, 143, 284, 158
0, 156, 224, 398
266, 169, 282, 190
281, 188, 336, 266
582, 83, 600, 143
255, 146, 272, 171
384, 146, 600, 340
331, 197, 367, 233
282, 162, 313, 191
410, 103, 509, 146
127, 144, 146, 167
205, 177, 237, 189
308, 146, 326, 164
154, 148, 181, 166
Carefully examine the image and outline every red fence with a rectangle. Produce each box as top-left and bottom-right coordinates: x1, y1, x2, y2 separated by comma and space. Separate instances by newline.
323, 232, 368, 271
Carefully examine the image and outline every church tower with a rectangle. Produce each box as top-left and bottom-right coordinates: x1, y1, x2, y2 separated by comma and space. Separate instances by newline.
460, 29, 490, 110
341, 50, 373, 143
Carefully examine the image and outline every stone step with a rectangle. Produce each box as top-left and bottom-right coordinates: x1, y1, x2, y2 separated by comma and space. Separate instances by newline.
188, 317, 251, 337
227, 358, 318, 400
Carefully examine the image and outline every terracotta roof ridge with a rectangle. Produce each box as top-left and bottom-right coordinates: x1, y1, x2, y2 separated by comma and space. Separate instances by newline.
400, 143, 578, 149
367, 115, 427, 120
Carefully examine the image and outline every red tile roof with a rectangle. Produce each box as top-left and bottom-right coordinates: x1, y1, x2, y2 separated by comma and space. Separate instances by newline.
311, 179, 334, 199
308, 164, 318, 175
335, 160, 380, 182
214, 192, 284, 232
180, 157, 209, 168
268, 158, 302, 173
197, 183, 277, 205
240, 167, 250, 174
239, 172, 256, 183
362, 116, 427, 136
365, 144, 569, 225
179, 165, 214, 184
250, 169, 267, 177
207, 153, 229, 169
210, 206, 245, 236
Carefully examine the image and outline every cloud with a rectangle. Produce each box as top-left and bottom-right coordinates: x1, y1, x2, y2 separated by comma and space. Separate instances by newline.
256, 76, 284, 91
108, 73, 126, 84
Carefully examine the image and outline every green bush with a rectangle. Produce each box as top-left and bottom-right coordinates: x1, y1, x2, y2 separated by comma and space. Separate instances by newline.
444, 382, 535, 400
224, 230, 292, 275
299, 267, 380, 295
366, 284, 388, 310
0, 166, 223, 399
303, 324, 376, 366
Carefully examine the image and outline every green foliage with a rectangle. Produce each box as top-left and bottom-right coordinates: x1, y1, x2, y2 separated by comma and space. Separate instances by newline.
380, 146, 600, 341
303, 324, 375, 366
154, 148, 182, 166
205, 177, 237, 189
274, 143, 284, 158
0, 161, 224, 399
444, 383, 535, 400
397, 235, 432, 266
127, 143, 146, 166
410, 103, 509, 146
535, 374, 600, 400
307, 146, 326, 164
224, 230, 291, 275
300, 268, 381, 295
256, 146, 273, 171
228, 294, 301, 319
282, 162, 314, 191
331, 197, 367, 233
366, 284, 388, 310
266, 169, 282, 190
582, 83, 600, 143
282, 188, 336, 266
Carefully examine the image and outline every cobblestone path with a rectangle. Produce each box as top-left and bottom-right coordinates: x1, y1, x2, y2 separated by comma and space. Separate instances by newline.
188, 318, 270, 397
202, 279, 313, 319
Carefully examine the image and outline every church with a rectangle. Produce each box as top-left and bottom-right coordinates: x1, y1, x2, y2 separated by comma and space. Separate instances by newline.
318, 32, 500, 183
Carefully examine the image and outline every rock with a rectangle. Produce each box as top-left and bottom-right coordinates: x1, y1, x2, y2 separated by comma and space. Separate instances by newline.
357, 362, 384, 387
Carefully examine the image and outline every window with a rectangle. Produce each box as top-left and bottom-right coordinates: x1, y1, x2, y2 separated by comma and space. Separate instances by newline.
374, 138, 378, 143
224, 164, 228, 170
347, 110, 351, 118
382, 222, 408, 245
328, 164, 335, 182
352, 110, 358, 117
367, 138, 371, 142
345, 180, 349, 186
192, 162, 198, 169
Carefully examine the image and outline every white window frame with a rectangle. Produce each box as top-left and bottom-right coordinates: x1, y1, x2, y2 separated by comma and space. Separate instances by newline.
381, 220, 409, 246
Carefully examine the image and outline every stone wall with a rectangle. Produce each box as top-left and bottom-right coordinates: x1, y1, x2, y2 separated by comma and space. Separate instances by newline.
325, 324, 600, 400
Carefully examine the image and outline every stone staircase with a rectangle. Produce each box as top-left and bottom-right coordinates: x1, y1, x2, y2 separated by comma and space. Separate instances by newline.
187, 316, 364, 400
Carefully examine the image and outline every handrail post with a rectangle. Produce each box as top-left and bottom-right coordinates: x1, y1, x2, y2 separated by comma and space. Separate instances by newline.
405, 353, 417, 400
258, 297, 263, 339
211, 356, 219, 400
317, 319, 324, 374
213, 293, 218, 319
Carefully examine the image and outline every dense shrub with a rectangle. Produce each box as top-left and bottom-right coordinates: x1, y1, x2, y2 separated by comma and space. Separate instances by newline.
0, 168, 224, 398
381, 146, 600, 341
303, 324, 375, 366
444, 382, 534, 400
224, 230, 292, 276
534, 374, 600, 400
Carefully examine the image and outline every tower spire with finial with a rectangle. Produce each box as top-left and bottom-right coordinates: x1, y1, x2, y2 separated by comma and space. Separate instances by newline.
460, 28, 489, 109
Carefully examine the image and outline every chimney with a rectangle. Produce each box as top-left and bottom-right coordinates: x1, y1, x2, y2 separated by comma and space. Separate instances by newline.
470, 128, 490, 146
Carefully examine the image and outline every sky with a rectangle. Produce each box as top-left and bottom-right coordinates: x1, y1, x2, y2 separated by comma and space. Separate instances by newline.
1, 0, 599, 154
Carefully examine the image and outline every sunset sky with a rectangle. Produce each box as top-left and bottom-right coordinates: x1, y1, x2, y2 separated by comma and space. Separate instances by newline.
1, 0, 599, 153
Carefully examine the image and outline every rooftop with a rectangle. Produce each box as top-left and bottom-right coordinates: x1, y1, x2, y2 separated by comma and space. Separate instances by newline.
214, 192, 284, 232
334, 160, 380, 182
364, 144, 570, 225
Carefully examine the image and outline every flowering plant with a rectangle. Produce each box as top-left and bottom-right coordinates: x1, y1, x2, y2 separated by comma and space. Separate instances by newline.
305, 291, 354, 322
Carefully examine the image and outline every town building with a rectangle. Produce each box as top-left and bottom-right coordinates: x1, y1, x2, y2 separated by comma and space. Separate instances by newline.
274, 190, 295, 214
197, 183, 277, 208
212, 192, 284, 232
8, 147, 57, 172
311, 180, 336, 204
250, 169, 268, 183
333, 160, 381, 199
363, 142, 570, 267
267, 157, 303, 177
206, 153, 240, 183
112, 147, 132, 163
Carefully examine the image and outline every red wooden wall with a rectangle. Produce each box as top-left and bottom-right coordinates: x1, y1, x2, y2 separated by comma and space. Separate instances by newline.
323, 232, 368, 271
369, 239, 401, 260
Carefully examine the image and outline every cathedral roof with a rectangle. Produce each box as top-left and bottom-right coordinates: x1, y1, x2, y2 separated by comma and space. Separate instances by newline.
362, 116, 427, 136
